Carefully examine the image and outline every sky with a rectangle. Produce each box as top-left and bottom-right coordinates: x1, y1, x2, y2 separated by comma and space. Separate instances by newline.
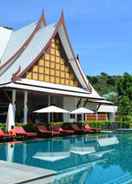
0, 0, 132, 75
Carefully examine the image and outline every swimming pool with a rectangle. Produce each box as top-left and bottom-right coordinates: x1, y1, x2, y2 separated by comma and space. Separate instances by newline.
0, 133, 132, 184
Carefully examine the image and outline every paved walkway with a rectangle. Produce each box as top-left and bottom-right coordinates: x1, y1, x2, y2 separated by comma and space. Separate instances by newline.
0, 161, 56, 184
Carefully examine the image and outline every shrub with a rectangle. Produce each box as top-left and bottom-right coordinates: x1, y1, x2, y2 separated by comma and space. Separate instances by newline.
0, 123, 6, 131
49, 122, 63, 126
22, 123, 36, 132
85, 120, 131, 129
85, 120, 112, 129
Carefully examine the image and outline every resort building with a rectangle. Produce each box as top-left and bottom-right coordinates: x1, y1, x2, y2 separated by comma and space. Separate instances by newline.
0, 12, 114, 124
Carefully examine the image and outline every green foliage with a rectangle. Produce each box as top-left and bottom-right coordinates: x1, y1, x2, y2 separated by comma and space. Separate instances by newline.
117, 73, 132, 116
0, 123, 6, 131
49, 122, 63, 126
118, 122, 130, 128
87, 72, 132, 119
86, 120, 112, 129
87, 73, 119, 97
86, 120, 130, 129
22, 123, 36, 132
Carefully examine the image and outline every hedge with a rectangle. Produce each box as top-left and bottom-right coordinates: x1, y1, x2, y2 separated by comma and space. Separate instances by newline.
0, 121, 131, 131
85, 120, 130, 129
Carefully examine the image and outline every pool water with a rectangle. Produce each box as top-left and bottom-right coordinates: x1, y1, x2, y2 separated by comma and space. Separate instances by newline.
0, 133, 132, 184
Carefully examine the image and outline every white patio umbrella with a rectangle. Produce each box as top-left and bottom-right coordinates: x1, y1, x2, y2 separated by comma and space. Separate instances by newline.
6, 103, 15, 132
71, 107, 94, 114
34, 105, 69, 130
34, 105, 69, 114
71, 107, 94, 122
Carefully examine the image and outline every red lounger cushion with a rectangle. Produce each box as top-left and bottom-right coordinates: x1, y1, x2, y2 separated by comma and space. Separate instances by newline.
14, 127, 37, 137
0, 129, 11, 138
59, 128, 74, 134
85, 125, 101, 132
0, 129, 4, 137
37, 126, 60, 135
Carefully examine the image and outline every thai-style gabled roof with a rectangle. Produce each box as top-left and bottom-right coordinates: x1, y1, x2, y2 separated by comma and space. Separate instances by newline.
0, 22, 37, 64
0, 23, 56, 84
0, 27, 12, 59
0, 11, 104, 100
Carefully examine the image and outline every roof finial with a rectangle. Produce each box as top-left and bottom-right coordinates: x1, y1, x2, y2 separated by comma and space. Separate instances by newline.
40, 9, 47, 26
42, 8, 44, 17
59, 9, 65, 24
56, 9, 65, 27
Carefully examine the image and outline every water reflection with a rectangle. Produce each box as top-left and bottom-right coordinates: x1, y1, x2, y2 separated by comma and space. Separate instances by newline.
6, 143, 14, 162
2, 134, 132, 183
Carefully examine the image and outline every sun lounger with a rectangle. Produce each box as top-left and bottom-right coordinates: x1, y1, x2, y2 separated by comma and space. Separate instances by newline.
53, 127, 74, 135
37, 125, 60, 137
59, 127, 75, 135
84, 124, 101, 133
81, 126, 94, 133
0, 129, 13, 140
71, 124, 94, 134
70, 124, 84, 133
13, 127, 37, 138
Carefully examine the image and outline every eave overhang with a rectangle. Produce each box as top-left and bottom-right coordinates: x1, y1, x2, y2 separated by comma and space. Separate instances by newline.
0, 80, 104, 100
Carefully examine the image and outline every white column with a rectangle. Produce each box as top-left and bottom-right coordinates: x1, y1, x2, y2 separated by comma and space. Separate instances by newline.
12, 89, 16, 122
24, 91, 28, 125
48, 95, 50, 123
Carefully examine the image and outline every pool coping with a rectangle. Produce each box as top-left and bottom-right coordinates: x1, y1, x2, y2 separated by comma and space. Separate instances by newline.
0, 160, 56, 184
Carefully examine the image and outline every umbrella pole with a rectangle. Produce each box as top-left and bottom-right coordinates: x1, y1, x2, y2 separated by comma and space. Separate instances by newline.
81, 114, 82, 123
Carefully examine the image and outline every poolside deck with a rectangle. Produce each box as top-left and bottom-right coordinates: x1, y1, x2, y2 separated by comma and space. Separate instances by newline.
0, 160, 56, 184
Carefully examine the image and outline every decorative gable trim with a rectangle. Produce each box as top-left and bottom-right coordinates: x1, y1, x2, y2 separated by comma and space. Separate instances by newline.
10, 11, 92, 92
57, 12, 92, 92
